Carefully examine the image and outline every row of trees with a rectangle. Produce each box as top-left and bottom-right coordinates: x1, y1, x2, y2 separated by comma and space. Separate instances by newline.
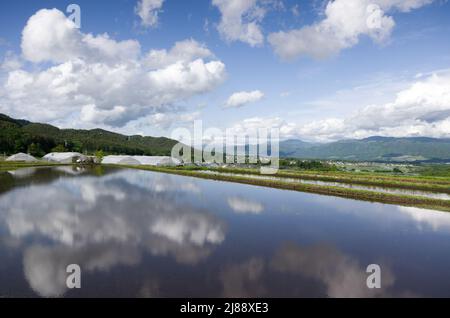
0, 133, 156, 158
279, 158, 338, 171
0, 128, 88, 157
0, 130, 57, 157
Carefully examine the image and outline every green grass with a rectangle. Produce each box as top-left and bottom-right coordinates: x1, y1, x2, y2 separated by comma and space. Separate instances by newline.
115, 164, 450, 213
419, 165, 450, 177
0, 161, 70, 172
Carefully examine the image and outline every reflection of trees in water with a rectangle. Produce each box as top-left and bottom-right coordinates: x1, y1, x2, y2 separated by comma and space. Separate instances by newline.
0, 169, 226, 297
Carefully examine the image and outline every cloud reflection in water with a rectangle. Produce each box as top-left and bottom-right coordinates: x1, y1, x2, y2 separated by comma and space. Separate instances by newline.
0, 169, 226, 297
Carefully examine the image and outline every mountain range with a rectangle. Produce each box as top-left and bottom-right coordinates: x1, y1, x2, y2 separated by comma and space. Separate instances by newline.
2, 113, 450, 162
280, 137, 450, 162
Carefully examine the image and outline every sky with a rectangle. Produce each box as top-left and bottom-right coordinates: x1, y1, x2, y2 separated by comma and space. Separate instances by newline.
0, 0, 450, 142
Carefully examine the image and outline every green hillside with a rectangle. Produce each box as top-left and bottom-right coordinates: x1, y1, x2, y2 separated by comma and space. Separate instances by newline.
0, 113, 178, 157
280, 137, 450, 162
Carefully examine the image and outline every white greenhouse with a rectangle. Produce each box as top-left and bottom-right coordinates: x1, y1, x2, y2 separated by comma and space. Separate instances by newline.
101, 156, 141, 165
5, 153, 38, 162
102, 155, 182, 167
133, 156, 182, 166
43, 152, 88, 164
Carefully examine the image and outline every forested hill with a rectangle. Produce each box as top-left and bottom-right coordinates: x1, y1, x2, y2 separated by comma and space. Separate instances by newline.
0, 113, 178, 157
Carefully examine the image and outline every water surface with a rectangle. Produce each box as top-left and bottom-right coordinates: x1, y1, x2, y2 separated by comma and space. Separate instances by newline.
1, 166, 450, 297
199, 170, 450, 200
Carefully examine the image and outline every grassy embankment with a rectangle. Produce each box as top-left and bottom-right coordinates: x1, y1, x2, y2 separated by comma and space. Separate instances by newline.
188, 166, 450, 193
117, 165, 450, 213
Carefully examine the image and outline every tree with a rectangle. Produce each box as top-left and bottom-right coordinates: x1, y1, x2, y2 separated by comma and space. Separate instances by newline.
27, 143, 45, 157
393, 167, 403, 174
95, 150, 104, 163
51, 144, 67, 153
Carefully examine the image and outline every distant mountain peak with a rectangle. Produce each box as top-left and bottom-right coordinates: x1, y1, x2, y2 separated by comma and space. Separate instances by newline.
361, 136, 394, 142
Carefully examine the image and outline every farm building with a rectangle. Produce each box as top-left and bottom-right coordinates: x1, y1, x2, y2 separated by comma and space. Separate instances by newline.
5, 153, 37, 162
43, 152, 88, 164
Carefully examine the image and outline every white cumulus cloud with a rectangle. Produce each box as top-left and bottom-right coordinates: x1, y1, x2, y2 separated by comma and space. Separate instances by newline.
22, 9, 140, 64
212, 0, 266, 47
268, 0, 433, 60
0, 9, 226, 129
135, 0, 165, 28
227, 116, 297, 138
144, 38, 214, 69
226, 71, 450, 142
225, 90, 264, 108
0, 51, 22, 71
297, 71, 450, 141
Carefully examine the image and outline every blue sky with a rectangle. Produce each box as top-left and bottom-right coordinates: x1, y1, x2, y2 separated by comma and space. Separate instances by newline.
1, 0, 450, 141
